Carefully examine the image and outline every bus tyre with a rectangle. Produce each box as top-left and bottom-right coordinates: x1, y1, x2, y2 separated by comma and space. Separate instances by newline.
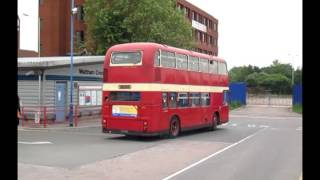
169, 117, 180, 138
209, 113, 218, 131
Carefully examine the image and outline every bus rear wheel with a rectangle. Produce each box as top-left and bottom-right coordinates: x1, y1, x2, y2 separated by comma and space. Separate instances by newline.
169, 117, 180, 138
209, 113, 218, 131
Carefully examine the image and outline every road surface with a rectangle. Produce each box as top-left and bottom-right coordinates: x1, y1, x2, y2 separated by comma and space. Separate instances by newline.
18, 105, 302, 180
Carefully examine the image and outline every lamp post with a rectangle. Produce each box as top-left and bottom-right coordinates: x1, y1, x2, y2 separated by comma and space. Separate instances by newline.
69, 0, 77, 127
289, 54, 298, 87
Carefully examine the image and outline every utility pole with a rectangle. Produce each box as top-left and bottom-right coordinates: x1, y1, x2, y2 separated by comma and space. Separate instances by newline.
69, 0, 77, 127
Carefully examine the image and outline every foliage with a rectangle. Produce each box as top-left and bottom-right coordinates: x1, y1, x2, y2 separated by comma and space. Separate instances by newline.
229, 65, 260, 82
292, 104, 302, 114
294, 67, 302, 84
259, 74, 291, 94
229, 59, 302, 94
84, 0, 194, 55
230, 101, 242, 110
260, 60, 293, 80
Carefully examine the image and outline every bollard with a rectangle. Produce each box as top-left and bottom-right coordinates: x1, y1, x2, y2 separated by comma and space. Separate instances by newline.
75, 105, 78, 127
21, 107, 24, 127
43, 107, 47, 128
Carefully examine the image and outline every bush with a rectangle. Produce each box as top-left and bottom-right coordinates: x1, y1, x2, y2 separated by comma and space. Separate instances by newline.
230, 101, 242, 110
292, 104, 302, 114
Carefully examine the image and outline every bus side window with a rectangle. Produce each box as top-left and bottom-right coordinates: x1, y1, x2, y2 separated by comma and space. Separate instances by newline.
178, 92, 188, 107
223, 90, 229, 105
162, 92, 168, 108
201, 92, 210, 106
189, 93, 200, 107
154, 50, 160, 67
168, 92, 177, 108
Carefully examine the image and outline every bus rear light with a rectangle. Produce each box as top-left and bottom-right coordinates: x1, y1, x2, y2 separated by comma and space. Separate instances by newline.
103, 119, 107, 124
143, 121, 148, 131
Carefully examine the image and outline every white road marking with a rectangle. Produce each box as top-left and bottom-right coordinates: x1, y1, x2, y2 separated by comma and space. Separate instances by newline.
259, 125, 270, 128
230, 115, 301, 120
296, 127, 302, 131
162, 127, 268, 180
230, 123, 237, 127
248, 124, 256, 128
18, 141, 53, 145
221, 123, 229, 126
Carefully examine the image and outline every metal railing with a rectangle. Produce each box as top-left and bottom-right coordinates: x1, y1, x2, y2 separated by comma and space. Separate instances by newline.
247, 94, 292, 106
19, 105, 101, 128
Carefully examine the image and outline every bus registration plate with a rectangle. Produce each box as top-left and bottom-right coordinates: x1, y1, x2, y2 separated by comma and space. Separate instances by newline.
112, 105, 138, 117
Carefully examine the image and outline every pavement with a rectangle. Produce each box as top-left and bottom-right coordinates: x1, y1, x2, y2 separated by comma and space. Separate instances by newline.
18, 105, 302, 180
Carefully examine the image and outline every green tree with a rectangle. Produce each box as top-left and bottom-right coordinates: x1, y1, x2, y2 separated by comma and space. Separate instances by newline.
229, 65, 260, 82
294, 67, 302, 84
245, 72, 259, 87
260, 74, 291, 94
84, 0, 194, 55
261, 60, 293, 80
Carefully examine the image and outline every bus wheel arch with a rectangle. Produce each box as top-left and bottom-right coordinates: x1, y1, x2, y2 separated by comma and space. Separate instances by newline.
209, 112, 220, 131
168, 115, 180, 138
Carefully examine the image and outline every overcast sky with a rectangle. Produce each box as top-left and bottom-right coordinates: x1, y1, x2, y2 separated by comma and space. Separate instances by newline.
18, 0, 39, 52
187, 0, 302, 69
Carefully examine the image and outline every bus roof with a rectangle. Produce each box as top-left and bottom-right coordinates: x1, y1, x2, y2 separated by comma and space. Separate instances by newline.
107, 42, 226, 63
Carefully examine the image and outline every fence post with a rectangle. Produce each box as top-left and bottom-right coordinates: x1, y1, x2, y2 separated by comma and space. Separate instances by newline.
21, 107, 24, 127
75, 105, 78, 127
43, 106, 47, 128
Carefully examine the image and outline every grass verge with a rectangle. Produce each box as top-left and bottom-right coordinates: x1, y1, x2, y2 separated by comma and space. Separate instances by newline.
230, 101, 242, 110
292, 104, 302, 114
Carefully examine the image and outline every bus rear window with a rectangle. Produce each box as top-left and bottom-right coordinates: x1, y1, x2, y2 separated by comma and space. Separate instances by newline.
110, 92, 141, 101
111, 52, 142, 65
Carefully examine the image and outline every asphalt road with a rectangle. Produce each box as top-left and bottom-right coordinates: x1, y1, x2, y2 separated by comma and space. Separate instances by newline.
18, 105, 302, 180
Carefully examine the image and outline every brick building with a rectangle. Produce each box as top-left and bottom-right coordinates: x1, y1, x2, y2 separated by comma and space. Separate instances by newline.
177, 0, 218, 55
18, 0, 218, 57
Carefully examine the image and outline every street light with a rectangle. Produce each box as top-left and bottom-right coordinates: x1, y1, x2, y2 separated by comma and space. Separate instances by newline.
69, 0, 77, 127
288, 54, 298, 86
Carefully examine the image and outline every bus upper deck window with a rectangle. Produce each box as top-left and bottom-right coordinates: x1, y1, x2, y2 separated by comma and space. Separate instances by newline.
111, 51, 142, 66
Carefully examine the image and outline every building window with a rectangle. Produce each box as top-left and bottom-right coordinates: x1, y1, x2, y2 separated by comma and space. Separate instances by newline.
214, 38, 217, 46
209, 20, 213, 29
40, 43, 43, 53
39, 18, 43, 30
187, 8, 191, 18
199, 14, 202, 23
209, 36, 213, 45
76, 31, 84, 46
77, 5, 85, 21
213, 23, 217, 31
197, 31, 201, 41
193, 12, 198, 21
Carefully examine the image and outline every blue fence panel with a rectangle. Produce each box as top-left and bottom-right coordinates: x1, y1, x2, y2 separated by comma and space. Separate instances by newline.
292, 84, 302, 105
229, 82, 247, 105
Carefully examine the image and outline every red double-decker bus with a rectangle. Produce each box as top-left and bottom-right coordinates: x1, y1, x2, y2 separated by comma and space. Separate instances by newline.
102, 42, 229, 137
